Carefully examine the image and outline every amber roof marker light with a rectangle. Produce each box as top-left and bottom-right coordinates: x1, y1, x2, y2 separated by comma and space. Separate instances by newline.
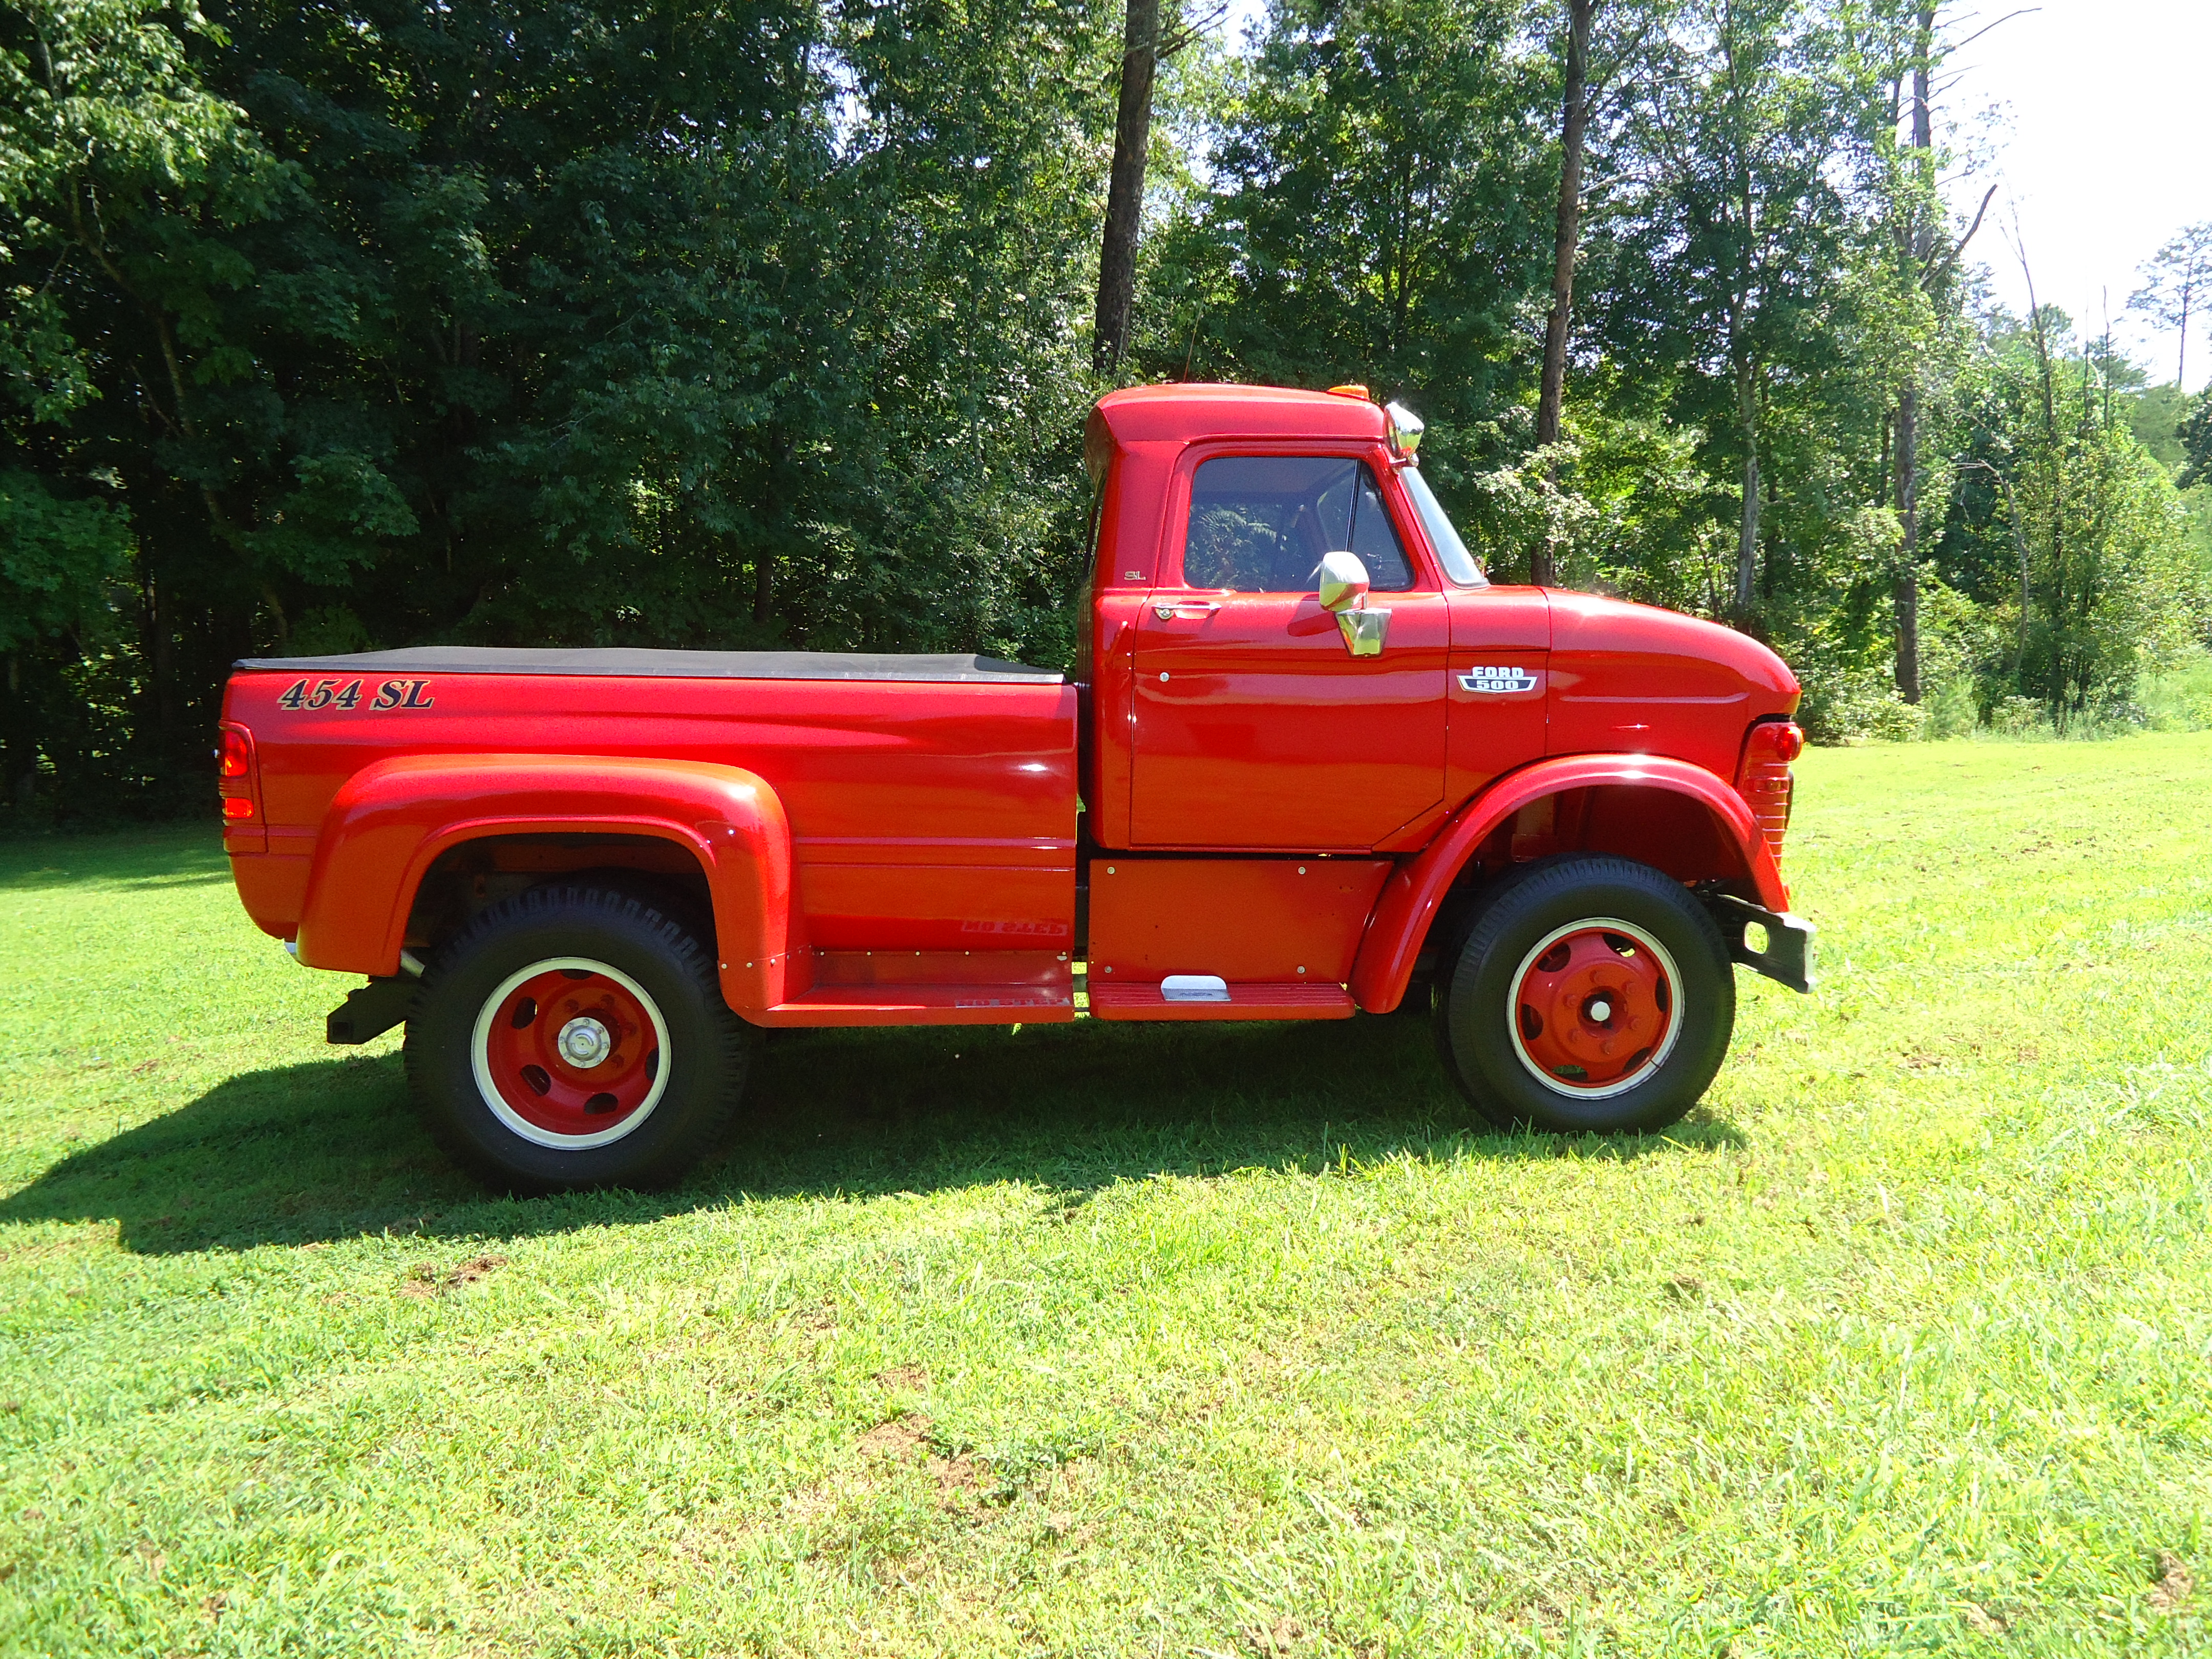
1325, 383, 1371, 399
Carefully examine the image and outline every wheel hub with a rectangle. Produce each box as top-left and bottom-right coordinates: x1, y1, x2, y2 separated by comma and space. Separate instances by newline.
557, 1015, 613, 1068
1508, 920, 1681, 1097
471, 958, 670, 1148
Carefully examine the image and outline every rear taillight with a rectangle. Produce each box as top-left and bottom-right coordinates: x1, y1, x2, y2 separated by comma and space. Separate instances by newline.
1736, 720, 1802, 861
217, 723, 259, 824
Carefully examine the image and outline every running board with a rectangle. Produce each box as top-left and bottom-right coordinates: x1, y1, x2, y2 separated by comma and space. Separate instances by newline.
1086, 980, 1355, 1021
757, 986, 1075, 1027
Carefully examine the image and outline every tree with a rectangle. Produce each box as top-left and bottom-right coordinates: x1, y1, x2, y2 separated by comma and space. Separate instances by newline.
2180, 387, 2212, 490
1875, 1, 1994, 703
1095, 0, 1162, 372
2128, 221, 2212, 391
0, 0, 295, 786
1158, 0, 1553, 507
1607, 0, 1876, 622
0, 0, 1120, 815
1532, 0, 1596, 587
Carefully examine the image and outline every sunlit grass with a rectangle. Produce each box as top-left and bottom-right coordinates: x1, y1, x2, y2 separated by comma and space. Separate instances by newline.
2, 736, 2208, 1655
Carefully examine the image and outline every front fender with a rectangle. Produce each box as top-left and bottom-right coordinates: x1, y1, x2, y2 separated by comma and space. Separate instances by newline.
294, 754, 800, 1015
1349, 753, 1787, 1015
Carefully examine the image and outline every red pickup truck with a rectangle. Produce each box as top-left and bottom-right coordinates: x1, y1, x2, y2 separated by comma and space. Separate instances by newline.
218, 384, 1810, 1190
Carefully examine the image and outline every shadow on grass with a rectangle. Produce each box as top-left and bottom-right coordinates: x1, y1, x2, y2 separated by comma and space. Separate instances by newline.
0, 1014, 1746, 1254
0, 824, 229, 890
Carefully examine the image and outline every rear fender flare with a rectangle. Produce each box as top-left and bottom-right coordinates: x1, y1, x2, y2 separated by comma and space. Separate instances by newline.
294, 755, 800, 1015
1349, 754, 1785, 1015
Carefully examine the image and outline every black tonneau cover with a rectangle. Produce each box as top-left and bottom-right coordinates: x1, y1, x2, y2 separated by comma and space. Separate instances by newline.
233, 646, 1064, 685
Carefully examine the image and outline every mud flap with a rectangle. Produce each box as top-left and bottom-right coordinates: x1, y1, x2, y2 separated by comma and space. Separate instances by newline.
1707, 893, 1815, 994
327, 976, 416, 1045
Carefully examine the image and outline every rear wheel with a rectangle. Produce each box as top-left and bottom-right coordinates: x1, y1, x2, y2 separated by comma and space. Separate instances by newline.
405, 884, 751, 1191
1434, 855, 1733, 1134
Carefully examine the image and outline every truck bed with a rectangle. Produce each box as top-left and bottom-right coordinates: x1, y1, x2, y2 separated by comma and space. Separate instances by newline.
223, 648, 1082, 1016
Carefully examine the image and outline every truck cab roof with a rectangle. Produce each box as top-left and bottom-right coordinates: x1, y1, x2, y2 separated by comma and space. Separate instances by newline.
1092, 383, 1388, 446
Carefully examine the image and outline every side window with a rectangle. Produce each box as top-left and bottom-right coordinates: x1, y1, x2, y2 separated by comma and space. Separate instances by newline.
1182, 456, 1415, 593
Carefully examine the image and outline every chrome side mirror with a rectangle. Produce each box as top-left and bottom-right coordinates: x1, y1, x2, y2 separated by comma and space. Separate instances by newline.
1385, 400, 1424, 458
1316, 550, 1370, 613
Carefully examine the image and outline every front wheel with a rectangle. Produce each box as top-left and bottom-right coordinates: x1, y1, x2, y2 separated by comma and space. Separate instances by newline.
1434, 855, 1734, 1134
405, 884, 752, 1191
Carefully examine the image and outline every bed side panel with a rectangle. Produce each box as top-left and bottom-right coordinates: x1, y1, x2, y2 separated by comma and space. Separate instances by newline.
225, 669, 1079, 952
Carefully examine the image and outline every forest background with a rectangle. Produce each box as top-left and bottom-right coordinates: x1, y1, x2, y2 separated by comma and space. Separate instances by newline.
4, 0, 2210, 822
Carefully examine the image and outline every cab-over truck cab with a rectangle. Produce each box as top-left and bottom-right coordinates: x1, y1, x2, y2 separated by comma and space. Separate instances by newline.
219, 384, 1811, 1190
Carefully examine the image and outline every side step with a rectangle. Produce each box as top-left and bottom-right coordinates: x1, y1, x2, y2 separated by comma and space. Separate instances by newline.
1086, 980, 1355, 1022
758, 950, 1075, 1027
758, 984, 1075, 1027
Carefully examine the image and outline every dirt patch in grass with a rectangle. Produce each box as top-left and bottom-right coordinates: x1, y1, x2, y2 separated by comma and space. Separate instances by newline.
932, 1452, 983, 1495
2151, 1550, 2194, 1612
1245, 1613, 1307, 1654
400, 1253, 508, 1298
856, 1413, 932, 1460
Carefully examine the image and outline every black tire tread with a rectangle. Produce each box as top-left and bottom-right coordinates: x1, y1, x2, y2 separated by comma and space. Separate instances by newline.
403, 883, 749, 1192
1435, 854, 1733, 1135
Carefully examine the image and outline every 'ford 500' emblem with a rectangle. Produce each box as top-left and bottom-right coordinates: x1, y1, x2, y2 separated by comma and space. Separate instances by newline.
1459, 666, 1539, 694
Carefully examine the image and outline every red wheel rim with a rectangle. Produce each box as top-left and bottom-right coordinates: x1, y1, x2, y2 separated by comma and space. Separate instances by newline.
470, 958, 670, 1147
1506, 919, 1681, 1097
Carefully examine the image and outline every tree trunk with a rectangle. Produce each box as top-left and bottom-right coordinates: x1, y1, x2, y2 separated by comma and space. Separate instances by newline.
1533, 0, 1595, 586
1093, 0, 1160, 374
1, 653, 30, 809
1733, 351, 1759, 616
1892, 3, 1935, 704
1894, 382, 1921, 704
2179, 274, 2190, 390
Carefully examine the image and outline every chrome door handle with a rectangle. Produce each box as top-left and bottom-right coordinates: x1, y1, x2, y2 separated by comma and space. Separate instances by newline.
1154, 601, 1222, 621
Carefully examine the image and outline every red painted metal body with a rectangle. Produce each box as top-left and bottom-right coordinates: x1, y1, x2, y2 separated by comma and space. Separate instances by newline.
219, 384, 1803, 1030
222, 670, 1078, 1023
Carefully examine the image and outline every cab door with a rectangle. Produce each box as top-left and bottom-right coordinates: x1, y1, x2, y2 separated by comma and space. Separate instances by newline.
1129, 450, 1449, 850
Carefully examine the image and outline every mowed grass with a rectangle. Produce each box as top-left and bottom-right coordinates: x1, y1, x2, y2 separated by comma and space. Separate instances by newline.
2, 739, 2209, 1658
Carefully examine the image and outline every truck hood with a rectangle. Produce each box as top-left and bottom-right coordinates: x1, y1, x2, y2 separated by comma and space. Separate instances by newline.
1547, 590, 1800, 704
1543, 590, 1800, 776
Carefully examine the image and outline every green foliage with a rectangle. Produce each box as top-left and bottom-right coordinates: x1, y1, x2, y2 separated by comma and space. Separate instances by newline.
1984, 337, 2204, 723
1138, 0, 1550, 463
0, 0, 1119, 814
2179, 389, 2212, 490
0, 469, 130, 649
2129, 381, 2193, 472
2139, 647, 2212, 732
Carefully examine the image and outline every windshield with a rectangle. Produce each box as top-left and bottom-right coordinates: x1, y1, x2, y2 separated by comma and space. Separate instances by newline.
1399, 466, 1487, 587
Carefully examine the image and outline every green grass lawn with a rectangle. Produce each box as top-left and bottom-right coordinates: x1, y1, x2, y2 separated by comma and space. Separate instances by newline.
3, 737, 2208, 1657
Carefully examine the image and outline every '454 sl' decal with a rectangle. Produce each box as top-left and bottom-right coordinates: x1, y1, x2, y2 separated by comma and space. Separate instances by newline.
1458, 666, 1540, 694
276, 677, 435, 712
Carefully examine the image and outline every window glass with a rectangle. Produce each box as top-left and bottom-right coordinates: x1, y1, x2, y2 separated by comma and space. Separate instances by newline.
1399, 465, 1487, 586
1182, 456, 1415, 593
1081, 460, 1108, 579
